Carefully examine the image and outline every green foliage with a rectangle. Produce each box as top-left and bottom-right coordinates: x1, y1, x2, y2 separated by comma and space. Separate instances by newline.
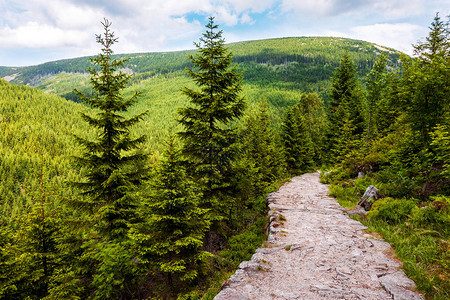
399, 13, 450, 149
234, 100, 285, 199
130, 135, 211, 298
220, 216, 267, 266
365, 54, 388, 141
366, 197, 417, 224
282, 92, 326, 173
410, 196, 450, 235
431, 112, 450, 179
71, 19, 148, 241
178, 17, 246, 220
366, 220, 449, 300
327, 52, 365, 161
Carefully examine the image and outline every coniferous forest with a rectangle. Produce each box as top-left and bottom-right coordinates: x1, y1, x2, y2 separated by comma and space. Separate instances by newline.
0, 14, 449, 299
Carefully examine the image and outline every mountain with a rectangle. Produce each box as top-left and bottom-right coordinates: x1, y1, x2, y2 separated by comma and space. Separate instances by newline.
0, 37, 400, 100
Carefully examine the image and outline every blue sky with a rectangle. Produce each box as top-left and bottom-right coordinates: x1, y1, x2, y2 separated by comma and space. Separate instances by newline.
0, 0, 449, 67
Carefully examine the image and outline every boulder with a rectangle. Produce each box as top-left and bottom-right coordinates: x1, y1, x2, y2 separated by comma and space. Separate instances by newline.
357, 185, 379, 211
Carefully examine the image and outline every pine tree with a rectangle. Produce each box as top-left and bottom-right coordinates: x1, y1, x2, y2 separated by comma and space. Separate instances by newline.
281, 102, 315, 173
0, 176, 62, 300
366, 54, 388, 142
130, 135, 211, 298
235, 100, 285, 200
178, 17, 245, 217
401, 13, 449, 148
327, 52, 364, 159
72, 19, 147, 241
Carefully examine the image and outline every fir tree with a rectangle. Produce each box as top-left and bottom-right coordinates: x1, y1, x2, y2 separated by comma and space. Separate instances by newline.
282, 102, 315, 173
327, 52, 364, 159
401, 13, 449, 148
366, 54, 388, 142
235, 100, 285, 201
130, 135, 211, 298
72, 19, 147, 241
178, 17, 245, 217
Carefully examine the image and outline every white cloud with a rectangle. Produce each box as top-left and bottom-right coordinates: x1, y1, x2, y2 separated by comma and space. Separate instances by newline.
371, 0, 425, 19
0, 0, 447, 66
0, 22, 90, 48
325, 23, 427, 55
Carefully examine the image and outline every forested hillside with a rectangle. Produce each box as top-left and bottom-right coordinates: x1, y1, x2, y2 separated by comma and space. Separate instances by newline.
0, 14, 448, 300
0, 36, 399, 103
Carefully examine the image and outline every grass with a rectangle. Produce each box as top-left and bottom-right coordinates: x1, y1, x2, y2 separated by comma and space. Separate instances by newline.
327, 176, 449, 300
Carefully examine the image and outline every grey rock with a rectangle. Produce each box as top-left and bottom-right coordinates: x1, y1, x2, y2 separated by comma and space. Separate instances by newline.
358, 185, 379, 211
379, 271, 425, 300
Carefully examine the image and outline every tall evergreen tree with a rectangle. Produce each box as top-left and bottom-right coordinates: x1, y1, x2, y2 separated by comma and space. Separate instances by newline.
401, 13, 449, 148
235, 100, 285, 200
72, 19, 147, 241
178, 17, 245, 217
282, 102, 315, 173
327, 52, 364, 159
130, 135, 211, 298
366, 54, 388, 142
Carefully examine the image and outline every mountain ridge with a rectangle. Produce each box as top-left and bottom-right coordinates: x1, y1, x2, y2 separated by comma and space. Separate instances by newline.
0, 36, 401, 88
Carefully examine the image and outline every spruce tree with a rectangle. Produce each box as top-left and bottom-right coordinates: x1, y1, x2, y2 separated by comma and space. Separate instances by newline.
235, 100, 285, 200
401, 13, 449, 148
327, 52, 364, 159
130, 135, 211, 298
178, 17, 245, 217
366, 54, 388, 142
281, 102, 315, 173
72, 19, 147, 241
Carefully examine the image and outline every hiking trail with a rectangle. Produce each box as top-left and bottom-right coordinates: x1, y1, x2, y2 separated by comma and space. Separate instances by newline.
215, 172, 425, 300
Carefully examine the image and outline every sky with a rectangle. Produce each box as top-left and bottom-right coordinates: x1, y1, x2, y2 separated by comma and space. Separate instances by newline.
0, 0, 449, 67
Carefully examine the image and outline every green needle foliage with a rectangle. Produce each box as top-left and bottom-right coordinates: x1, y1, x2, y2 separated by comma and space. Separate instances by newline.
130, 135, 211, 298
327, 52, 364, 160
178, 17, 246, 217
366, 54, 388, 142
282, 101, 314, 173
400, 13, 449, 149
72, 19, 148, 241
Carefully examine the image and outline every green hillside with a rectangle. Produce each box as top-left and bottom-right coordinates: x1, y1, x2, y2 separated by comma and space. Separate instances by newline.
0, 37, 400, 100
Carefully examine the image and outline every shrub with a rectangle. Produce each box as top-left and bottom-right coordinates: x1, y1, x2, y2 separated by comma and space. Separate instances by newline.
320, 166, 356, 184
367, 197, 417, 224
410, 196, 450, 235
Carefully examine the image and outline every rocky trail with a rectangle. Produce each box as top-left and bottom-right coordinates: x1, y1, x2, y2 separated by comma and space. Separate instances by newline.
215, 173, 425, 300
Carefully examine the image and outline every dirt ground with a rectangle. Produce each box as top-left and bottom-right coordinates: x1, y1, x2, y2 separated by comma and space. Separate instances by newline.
215, 172, 425, 300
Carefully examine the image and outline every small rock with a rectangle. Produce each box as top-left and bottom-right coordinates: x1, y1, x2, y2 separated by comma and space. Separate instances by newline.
358, 185, 379, 211
379, 271, 425, 300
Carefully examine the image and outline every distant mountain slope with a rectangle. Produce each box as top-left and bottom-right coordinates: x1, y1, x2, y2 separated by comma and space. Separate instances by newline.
0, 79, 88, 216
0, 37, 401, 217
0, 37, 401, 97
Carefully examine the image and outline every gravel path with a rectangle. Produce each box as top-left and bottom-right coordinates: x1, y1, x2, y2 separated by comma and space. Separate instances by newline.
215, 172, 425, 300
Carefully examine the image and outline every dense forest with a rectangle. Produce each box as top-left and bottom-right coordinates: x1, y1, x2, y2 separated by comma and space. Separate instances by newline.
0, 13, 448, 300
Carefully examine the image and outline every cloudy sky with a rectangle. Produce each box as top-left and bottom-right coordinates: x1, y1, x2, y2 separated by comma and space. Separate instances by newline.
0, 0, 449, 66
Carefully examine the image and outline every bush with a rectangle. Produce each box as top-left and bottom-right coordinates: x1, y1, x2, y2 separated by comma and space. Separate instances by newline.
367, 197, 417, 224
220, 217, 267, 267
410, 196, 450, 235
328, 184, 359, 207
320, 166, 356, 184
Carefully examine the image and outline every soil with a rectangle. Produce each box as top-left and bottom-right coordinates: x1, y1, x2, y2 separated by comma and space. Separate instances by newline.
215, 172, 425, 300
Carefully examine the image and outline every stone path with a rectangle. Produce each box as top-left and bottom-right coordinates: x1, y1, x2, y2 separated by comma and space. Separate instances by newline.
215, 172, 425, 300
